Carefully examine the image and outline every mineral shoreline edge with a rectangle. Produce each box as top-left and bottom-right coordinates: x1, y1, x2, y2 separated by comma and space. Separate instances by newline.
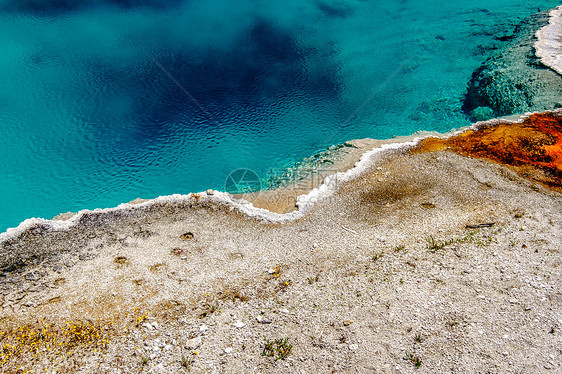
0, 108, 551, 244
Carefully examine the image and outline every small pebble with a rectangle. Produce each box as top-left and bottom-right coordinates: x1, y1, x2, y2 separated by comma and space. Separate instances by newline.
234, 321, 245, 329
349, 344, 358, 351
343, 320, 354, 326
256, 315, 272, 324
224, 347, 233, 354
185, 336, 202, 350
199, 324, 209, 332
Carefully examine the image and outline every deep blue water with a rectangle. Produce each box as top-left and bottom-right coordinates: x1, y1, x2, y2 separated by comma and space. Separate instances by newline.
0, 0, 559, 232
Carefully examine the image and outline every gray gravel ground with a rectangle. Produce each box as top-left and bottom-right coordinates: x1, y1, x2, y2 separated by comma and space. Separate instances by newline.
0, 149, 561, 373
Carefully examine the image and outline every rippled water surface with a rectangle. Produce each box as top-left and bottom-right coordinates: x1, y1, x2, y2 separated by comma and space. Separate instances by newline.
0, 0, 559, 231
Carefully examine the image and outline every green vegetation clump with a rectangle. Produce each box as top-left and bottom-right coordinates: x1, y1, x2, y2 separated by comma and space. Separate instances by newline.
404, 352, 422, 368
426, 235, 453, 252
262, 337, 293, 361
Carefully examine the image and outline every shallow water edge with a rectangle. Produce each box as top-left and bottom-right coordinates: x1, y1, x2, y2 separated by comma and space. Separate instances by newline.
0, 109, 546, 245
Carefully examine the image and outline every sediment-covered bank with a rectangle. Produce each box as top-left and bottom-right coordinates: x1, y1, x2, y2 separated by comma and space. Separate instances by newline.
1, 111, 561, 373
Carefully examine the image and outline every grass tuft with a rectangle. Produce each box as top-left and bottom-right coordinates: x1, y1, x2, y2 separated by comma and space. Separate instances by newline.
426, 235, 453, 252
404, 352, 422, 368
262, 337, 293, 361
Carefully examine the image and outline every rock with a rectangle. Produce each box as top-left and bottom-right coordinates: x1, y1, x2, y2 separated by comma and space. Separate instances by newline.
268, 269, 276, 275
24, 300, 37, 308
234, 321, 245, 329
280, 308, 290, 314
224, 347, 233, 354
199, 324, 209, 332
151, 322, 159, 330
150, 363, 165, 374
544, 362, 554, 370
6, 292, 26, 302
343, 320, 354, 326
509, 298, 518, 304
256, 315, 272, 324
52, 265, 63, 273
185, 336, 202, 350
206, 189, 214, 195
142, 322, 154, 331
502, 351, 509, 356
349, 343, 359, 351
24, 271, 41, 282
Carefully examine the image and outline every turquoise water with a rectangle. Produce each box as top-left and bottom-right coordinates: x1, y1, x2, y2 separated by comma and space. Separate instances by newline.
0, 0, 559, 232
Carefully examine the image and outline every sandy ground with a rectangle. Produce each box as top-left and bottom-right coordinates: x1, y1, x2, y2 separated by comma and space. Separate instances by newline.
0, 139, 560, 373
